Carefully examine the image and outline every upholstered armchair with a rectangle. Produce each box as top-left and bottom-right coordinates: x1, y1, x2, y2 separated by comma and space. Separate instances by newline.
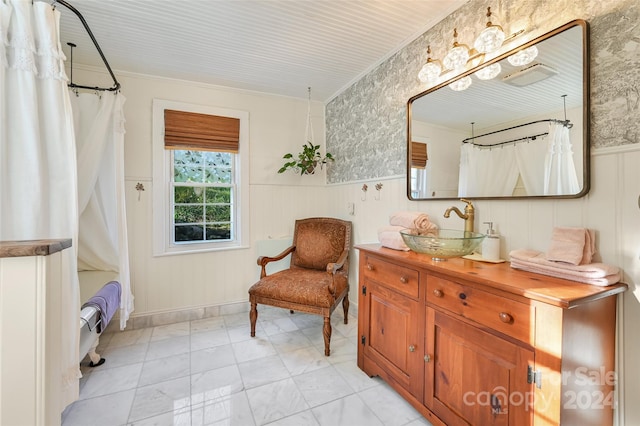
248, 217, 352, 356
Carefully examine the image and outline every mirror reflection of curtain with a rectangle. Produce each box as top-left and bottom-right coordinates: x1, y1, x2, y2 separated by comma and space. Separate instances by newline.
0, 0, 80, 408
514, 136, 548, 195
71, 92, 133, 329
458, 144, 519, 196
459, 122, 580, 197
543, 122, 579, 195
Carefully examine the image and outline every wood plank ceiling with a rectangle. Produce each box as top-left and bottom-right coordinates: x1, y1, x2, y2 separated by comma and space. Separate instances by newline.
54, 0, 467, 101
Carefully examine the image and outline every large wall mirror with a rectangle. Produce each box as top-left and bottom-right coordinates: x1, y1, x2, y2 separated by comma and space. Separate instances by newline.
407, 20, 589, 200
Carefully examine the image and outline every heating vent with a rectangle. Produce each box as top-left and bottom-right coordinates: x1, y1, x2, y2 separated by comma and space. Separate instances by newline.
502, 63, 558, 87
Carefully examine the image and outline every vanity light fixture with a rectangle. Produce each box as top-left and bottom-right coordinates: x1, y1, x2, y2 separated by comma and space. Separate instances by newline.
507, 45, 539, 66
418, 45, 443, 83
443, 28, 470, 71
473, 7, 506, 53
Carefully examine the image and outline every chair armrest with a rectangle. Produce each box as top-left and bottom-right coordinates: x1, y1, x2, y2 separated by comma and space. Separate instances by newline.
257, 245, 295, 278
326, 249, 349, 275
326, 249, 349, 296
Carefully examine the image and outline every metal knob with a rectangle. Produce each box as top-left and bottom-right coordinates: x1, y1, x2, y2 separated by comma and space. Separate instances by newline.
433, 289, 443, 298
400, 276, 408, 284
499, 312, 513, 324
409, 345, 416, 352
424, 354, 431, 363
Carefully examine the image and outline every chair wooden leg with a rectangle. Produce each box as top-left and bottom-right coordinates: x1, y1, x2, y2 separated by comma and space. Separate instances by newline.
250, 302, 257, 337
342, 294, 349, 324
323, 316, 332, 356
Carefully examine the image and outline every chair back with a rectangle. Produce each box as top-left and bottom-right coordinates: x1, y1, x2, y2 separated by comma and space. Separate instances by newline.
290, 217, 352, 271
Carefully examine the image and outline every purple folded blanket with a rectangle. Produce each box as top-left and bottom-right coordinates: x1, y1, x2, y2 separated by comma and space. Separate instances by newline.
82, 281, 121, 333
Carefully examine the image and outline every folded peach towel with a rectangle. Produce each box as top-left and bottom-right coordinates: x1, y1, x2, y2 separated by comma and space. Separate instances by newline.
510, 260, 620, 286
509, 249, 620, 286
545, 227, 595, 265
378, 225, 409, 251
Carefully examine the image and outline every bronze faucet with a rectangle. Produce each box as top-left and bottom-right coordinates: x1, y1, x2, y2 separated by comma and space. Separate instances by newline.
444, 198, 475, 233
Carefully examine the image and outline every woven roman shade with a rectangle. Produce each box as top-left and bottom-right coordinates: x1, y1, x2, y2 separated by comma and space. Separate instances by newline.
411, 142, 428, 169
164, 109, 240, 153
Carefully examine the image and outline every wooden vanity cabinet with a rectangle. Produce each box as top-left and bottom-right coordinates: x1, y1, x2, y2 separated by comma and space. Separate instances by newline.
356, 244, 627, 426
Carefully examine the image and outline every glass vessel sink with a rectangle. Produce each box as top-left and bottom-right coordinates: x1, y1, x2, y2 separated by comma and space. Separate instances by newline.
400, 228, 486, 261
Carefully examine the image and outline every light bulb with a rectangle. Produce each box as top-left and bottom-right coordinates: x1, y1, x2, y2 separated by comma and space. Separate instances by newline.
473, 7, 505, 54
449, 76, 472, 91
443, 28, 469, 71
474, 25, 505, 53
507, 46, 538, 66
443, 45, 469, 70
474, 63, 501, 80
418, 61, 442, 83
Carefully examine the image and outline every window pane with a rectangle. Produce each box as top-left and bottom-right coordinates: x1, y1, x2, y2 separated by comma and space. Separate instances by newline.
204, 152, 232, 167
175, 205, 203, 223
174, 186, 204, 203
206, 224, 231, 240
174, 166, 204, 183
205, 187, 231, 203
205, 205, 231, 222
204, 168, 232, 184
175, 225, 204, 242
175, 150, 203, 166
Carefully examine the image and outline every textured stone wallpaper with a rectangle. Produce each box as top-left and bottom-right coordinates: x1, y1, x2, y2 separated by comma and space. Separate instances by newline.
326, 0, 639, 184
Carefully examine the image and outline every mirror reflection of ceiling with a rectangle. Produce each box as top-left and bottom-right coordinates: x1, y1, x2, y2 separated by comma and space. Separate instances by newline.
411, 26, 583, 132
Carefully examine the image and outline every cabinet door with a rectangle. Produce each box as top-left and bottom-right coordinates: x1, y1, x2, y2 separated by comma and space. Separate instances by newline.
362, 279, 424, 399
425, 307, 534, 426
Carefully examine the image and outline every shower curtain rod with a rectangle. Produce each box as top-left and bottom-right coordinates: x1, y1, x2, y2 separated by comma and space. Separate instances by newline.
53, 0, 121, 92
462, 118, 572, 147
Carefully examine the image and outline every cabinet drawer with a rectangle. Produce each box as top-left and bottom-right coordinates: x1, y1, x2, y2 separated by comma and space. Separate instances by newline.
427, 275, 533, 344
363, 255, 419, 298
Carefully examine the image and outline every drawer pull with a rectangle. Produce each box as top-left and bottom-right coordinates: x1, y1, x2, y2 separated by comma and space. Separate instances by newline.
459, 293, 467, 300
367, 263, 374, 271
409, 345, 416, 352
499, 312, 513, 324
433, 289, 443, 298
400, 276, 408, 284
424, 354, 431, 363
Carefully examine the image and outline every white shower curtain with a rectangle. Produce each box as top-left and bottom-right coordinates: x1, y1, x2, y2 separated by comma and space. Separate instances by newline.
70, 92, 133, 329
543, 122, 580, 195
0, 0, 80, 408
459, 122, 580, 197
458, 143, 519, 197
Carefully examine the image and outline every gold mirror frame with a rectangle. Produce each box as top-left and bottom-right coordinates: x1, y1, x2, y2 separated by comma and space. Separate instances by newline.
407, 20, 590, 200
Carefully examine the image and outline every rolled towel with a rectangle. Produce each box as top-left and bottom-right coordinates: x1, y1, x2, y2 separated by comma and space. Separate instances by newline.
414, 213, 437, 235
510, 249, 619, 279
389, 211, 421, 229
378, 225, 409, 251
545, 227, 595, 265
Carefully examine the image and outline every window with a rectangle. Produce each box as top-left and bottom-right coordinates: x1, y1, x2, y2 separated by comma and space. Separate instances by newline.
153, 100, 249, 255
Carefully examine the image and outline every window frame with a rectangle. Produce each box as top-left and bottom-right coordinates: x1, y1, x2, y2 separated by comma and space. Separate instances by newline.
152, 99, 250, 256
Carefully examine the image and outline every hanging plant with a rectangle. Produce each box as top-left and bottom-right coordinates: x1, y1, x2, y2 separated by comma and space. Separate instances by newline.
277, 87, 335, 175
278, 142, 334, 175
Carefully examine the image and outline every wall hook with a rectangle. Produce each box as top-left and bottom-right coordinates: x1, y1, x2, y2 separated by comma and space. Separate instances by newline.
374, 183, 383, 200
135, 182, 145, 201
361, 183, 368, 201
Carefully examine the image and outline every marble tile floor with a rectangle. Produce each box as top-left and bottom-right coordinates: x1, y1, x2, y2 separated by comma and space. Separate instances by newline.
62, 305, 432, 426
